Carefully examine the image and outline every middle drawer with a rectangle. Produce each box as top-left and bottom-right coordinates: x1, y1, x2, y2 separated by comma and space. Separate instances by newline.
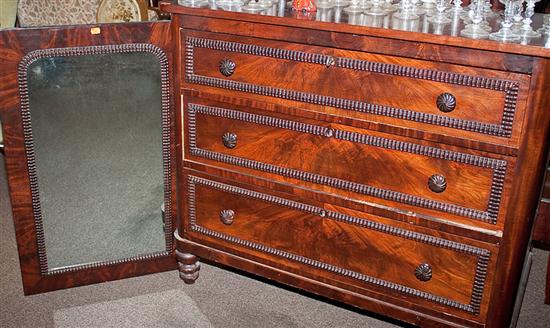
184, 100, 513, 230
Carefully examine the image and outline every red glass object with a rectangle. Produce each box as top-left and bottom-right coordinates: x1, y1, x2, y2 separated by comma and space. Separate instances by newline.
292, 0, 317, 13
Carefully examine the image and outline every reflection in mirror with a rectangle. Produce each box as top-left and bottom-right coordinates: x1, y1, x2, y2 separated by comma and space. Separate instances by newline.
24, 49, 169, 271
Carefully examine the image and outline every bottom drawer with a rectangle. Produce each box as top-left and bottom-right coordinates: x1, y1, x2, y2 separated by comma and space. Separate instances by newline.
183, 173, 498, 321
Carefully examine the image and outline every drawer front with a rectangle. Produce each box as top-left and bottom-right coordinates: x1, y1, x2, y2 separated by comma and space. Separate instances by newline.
184, 174, 496, 318
186, 102, 511, 227
183, 33, 529, 144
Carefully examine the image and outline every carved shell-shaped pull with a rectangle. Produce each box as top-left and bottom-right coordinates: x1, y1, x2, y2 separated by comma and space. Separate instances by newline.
436, 93, 457, 113
220, 209, 235, 225
219, 59, 236, 77
222, 132, 237, 149
414, 263, 433, 282
428, 174, 447, 193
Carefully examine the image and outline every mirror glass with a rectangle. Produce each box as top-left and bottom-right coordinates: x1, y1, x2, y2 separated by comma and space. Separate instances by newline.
26, 52, 167, 270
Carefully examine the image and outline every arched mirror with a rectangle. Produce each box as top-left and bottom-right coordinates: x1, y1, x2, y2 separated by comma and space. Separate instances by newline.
0, 22, 176, 294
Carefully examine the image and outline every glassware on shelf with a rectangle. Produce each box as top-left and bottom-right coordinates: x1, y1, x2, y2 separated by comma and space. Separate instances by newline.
462, 0, 492, 31
365, 0, 388, 27
460, 0, 489, 22
428, 0, 451, 24
346, 9, 363, 24
447, 0, 463, 29
459, 0, 473, 20
359, 0, 373, 9
218, 0, 246, 6
277, 0, 286, 15
382, 0, 398, 13
178, 0, 209, 7
366, 0, 386, 16
519, 0, 541, 38
450, 5, 462, 36
242, 0, 266, 12
264, 3, 278, 15
543, 28, 550, 47
431, 21, 448, 34
512, 0, 525, 32
489, 0, 520, 42
332, 0, 350, 7
482, 0, 497, 18
537, 14, 550, 35
411, 0, 427, 15
334, 5, 343, 22
393, 0, 419, 20
450, 0, 464, 14
344, 0, 364, 13
316, 0, 334, 9
460, 0, 490, 39
316, 7, 334, 21
217, 0, 245, 11
392, 0, 420, 31
257, 0, 274, 8
422, 0, 436, 10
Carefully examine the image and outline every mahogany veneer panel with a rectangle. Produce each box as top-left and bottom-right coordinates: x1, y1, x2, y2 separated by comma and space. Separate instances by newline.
183, 160, 503, 245
183, 96, 515, 232
182, 89, 520, 157
0, 5, 547, 328
181, 170, 499, 323
181, 30, 530, 149
176, 14, 535, 74
190, 105, 495, 215
161, 3, 550, 59
164, 5, 550, 328
0, 22, 178, 294
178, 238, 488, 328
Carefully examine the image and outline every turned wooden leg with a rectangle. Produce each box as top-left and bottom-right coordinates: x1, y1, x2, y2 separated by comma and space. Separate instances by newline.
176, 250, 200, 284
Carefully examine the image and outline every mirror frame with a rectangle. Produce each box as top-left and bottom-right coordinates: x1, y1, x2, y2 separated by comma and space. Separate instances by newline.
0, 21, 177, 295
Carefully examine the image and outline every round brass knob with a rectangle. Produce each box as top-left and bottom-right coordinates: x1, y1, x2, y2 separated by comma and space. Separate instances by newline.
414, 263, 432, 282
219, 59, 236, 77
220, 209, 235, 225
428, 174, 447, 193
222, 132, 237, 149
436, 93, 456, 113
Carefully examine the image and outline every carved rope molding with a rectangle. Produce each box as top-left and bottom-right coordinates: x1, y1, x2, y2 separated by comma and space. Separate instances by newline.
187, 103, 507, 224
187, 175, 490, 314
18, 44, 174, 276
186, 36, 520, 138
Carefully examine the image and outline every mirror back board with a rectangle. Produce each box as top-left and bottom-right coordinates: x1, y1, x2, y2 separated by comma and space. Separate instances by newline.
0, 22, 177, 295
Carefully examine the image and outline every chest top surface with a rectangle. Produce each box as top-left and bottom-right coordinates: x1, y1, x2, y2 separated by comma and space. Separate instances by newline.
161, 0, 550, 58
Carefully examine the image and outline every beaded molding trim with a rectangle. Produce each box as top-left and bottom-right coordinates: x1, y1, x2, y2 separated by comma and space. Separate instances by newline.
185, 36, 520, 138
18, 44, 174, 276
47, 251, 171, 275
187, 103, 507, 224
187, 175, 490, 314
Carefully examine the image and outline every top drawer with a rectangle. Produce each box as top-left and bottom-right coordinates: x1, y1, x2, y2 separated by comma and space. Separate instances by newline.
182, 31, 530, 147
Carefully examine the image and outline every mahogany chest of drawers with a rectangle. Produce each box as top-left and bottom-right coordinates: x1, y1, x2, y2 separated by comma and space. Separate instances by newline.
1, 2, 548, 328
161, 4, 550, 328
